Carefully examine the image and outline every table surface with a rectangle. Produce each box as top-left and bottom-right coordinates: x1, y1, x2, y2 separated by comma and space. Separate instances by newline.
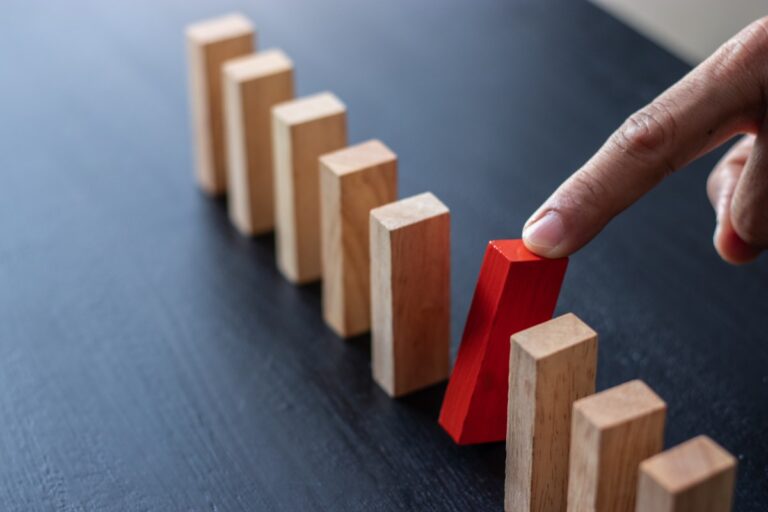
1, 1, 766, 510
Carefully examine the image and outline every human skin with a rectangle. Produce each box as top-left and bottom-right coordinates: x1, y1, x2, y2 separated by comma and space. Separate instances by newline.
522, 17, 768, 264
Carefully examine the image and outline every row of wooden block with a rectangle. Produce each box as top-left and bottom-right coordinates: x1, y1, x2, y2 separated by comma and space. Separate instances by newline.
186, 13, 450, 397
504, 313, 737, 511
186, 13, 737, 512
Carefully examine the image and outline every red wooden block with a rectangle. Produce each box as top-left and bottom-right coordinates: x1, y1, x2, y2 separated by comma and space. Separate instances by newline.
438, 239, 568, 445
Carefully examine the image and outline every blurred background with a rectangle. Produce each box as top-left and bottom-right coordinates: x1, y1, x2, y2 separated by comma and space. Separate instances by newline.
592, 0, 766, 63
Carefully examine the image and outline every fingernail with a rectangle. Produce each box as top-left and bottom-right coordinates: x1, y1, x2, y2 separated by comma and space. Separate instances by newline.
523, 211, 565, 254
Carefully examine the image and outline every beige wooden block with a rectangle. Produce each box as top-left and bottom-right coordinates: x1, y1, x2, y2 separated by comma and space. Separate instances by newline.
224, 50, 294, 235
370, 192, 450, 397
505, 313, 598, 512
567, 380, 667, 512
320, 140, 398, 338
636, 435, 736, 512
272, 92, 347, 284
186, 13, 255, 195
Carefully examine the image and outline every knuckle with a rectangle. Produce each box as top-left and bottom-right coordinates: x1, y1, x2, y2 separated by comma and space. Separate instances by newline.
610, 102, 678, 175
706, 163, 737, 214
729, 136, 756, 164
706, 169, 721, 200
709, 17, 768, 82
747, 16, 768, 51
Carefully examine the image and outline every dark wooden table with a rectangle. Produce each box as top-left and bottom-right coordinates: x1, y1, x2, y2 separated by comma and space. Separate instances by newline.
1, 1, 766, 510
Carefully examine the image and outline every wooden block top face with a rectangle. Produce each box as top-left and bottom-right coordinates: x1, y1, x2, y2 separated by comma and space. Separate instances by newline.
370, 192, 449, 231
320, 139, 396, 177
574, 380, 666, 430
223, 49, 293, 82
640, 436, 736, 494
272, 92, 346, 126
491, 239, 557, 263
512, 313, 597, 361
186, 13, 254, 43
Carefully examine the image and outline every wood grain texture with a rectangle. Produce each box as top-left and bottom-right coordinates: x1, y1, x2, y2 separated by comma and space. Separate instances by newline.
636, 436, 737, 512
320, 140, 398, 338
272, 92, 347, 283
224, 49, 294, 235
439, 240, 568, 445
567, 380, 667, 512
3, 1, 768, 510
370, 193, 450, 397
505, 313, 598, 512
186, 13, 254, 195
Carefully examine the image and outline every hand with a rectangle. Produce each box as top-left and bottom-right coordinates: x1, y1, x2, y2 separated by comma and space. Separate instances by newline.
522, 17, 768, 264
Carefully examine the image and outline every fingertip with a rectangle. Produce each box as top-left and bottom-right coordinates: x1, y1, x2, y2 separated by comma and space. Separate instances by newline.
522, 211, 570, 258
522, 238, 566, 258
714, 222, 761, 265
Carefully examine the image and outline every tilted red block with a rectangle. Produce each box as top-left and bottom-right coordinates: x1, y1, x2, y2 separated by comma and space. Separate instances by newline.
438, 239, 568, 445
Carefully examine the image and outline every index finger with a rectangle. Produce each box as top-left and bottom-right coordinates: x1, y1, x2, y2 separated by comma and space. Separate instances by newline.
522, 17, 768, 258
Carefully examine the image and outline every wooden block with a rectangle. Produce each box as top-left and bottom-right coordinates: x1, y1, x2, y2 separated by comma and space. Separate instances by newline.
224, 50, 294, 235
272, 92, 347, 284
636, 436, 736, 512
438, 240, 568, 445
186, 13, 255, 195
370, 192, 450, 397
567, 380, 667, 512
505, 313, 598, 512
320, 140, 398, 337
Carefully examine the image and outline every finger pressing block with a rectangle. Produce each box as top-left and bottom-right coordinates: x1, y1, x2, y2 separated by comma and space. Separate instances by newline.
186, 13, 255, 195
272, 92, 347, 284
636, 435, 736, 512
224, 49, 294, 236
320, 140, 398, 338
567, 379, 667, 512
370, 192, 450, 397
505, 313, 598, 512
439, 240, 568, 445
